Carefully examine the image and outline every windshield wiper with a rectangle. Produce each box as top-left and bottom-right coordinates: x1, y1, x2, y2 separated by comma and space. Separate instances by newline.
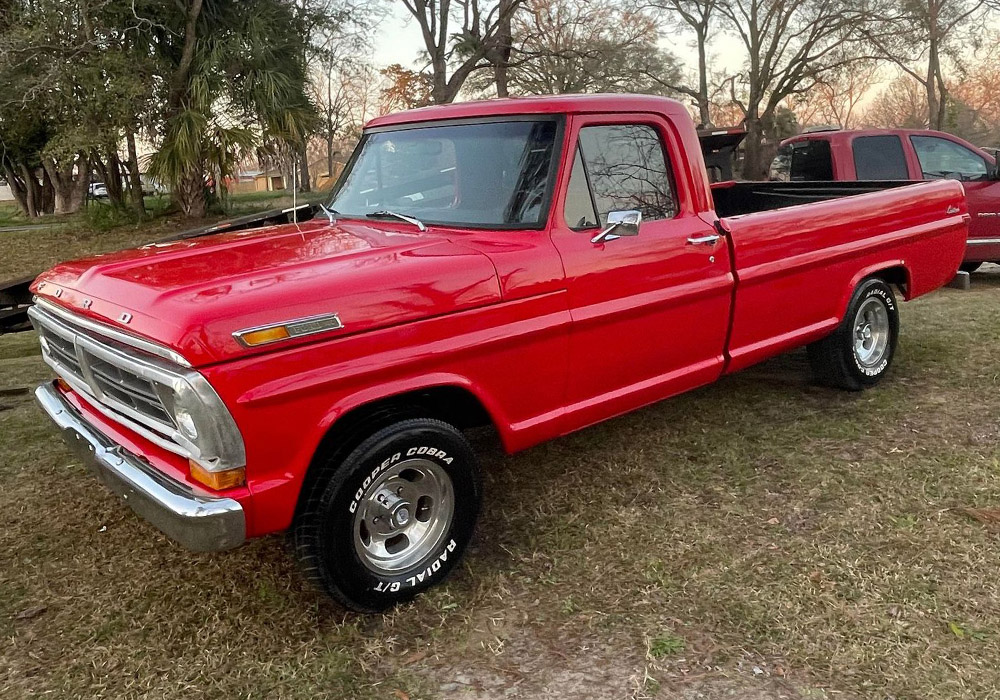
366, 210, 427, 231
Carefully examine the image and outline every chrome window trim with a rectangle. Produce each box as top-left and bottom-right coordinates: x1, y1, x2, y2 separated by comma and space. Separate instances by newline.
33, 297, 192, 367
233, 312, 344, 347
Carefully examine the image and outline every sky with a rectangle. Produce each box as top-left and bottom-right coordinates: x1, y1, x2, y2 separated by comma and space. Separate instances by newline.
370, 5, 747, 87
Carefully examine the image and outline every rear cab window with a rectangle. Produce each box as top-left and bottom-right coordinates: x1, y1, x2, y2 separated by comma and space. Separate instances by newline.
852, 135, 908, 180
563, 124, 677, 229
769, 139, 834, 181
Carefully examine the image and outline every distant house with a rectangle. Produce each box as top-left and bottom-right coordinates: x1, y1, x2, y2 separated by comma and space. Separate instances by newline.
228, 169, 286, 194
0, 181, 13, 202
256, 169, 287, 192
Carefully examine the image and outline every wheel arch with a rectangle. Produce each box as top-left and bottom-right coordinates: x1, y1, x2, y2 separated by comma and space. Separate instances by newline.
292, 376, 506, 523
839, 262, 910, 320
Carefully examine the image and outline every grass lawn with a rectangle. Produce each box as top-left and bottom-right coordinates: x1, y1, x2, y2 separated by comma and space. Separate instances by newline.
0, 201, 30, 227
0, 190, 329, 282
2, 221, 1000, 698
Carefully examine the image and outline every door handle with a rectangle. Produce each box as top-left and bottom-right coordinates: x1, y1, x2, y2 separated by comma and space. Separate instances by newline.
686, 234, 720, 246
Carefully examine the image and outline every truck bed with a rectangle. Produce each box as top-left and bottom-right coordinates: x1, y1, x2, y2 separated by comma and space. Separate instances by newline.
712, 180, 915, 218
718, 179, 968, 373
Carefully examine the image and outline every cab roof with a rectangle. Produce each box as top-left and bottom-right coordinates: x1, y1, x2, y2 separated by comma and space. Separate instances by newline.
365, 93, 689, 129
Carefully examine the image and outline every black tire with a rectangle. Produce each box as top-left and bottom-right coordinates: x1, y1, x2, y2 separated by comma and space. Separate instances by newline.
960, 262, 983, 274
293, 418, 482, 612
808, 278, 899, 391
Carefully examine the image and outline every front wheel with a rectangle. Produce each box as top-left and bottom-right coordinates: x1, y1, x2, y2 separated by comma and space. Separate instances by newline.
293, 418, 482, 612
808, 278, 899, 391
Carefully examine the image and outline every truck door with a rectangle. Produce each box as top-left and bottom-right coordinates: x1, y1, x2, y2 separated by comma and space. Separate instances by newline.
908, 134, 1000, 261
550, 114, 734, 427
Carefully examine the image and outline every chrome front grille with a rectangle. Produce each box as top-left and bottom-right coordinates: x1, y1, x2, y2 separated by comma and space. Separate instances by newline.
37, 324, 83, 376
28, 301, 190, 459
83, 352, 177, 427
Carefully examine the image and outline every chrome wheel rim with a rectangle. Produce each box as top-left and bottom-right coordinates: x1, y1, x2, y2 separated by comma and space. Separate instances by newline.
853, 297, 890, 368
353, 459, 454, 574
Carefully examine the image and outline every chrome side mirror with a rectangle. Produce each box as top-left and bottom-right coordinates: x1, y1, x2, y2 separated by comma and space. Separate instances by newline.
591, 209, 642, 244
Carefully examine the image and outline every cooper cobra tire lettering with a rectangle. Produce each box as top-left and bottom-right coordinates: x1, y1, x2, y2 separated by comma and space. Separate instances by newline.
387, 539, 457, 592
295, 418, 482, 612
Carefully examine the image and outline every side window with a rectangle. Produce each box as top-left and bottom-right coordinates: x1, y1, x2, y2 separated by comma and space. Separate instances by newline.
911, 136, 988, 181
853, 135, 908, 180
576, 124, 676, 224
789, 140, 834, 181
563, 148, 599, 229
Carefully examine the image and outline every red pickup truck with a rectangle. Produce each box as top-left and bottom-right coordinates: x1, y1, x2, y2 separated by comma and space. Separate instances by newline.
770, 128, 1000, 271
29, 95, 967, 611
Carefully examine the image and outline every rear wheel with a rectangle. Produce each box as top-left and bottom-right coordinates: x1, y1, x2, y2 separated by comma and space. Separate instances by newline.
293, 418, 482, 612
808, 278, 899, 391
960, 262, 983, 274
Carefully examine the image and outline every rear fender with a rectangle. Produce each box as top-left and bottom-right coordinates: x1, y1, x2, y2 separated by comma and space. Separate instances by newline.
839, 262, 911, 321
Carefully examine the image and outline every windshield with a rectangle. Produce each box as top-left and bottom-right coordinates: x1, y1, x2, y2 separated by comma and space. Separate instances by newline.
329, 119, 560, 228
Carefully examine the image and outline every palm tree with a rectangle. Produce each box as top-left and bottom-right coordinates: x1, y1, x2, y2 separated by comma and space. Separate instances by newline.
148, 0, 317, 218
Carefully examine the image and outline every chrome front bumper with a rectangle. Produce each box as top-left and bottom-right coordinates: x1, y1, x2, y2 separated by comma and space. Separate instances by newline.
35, 382, 246, 552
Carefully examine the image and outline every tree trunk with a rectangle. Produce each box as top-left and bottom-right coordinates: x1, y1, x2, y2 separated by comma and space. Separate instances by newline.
3, 161, 30, 216
106, 148, 126, 207
41, 158, 70, 215
21, 162, 39, 218
42, 154, 90, 215
176, 166, 206, 218
926, 35, 941, 130
297, 141, 311, 192
493, 1, 513, 98
68, 153, 90, 213
695, 27, 711, 127
125, 128, 146, 216
741, 116, 768, 181
326, 134, 335, 180
39, 165, 55, 215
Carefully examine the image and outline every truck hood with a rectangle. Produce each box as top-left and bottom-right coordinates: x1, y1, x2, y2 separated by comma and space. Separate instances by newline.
31, 220, 501, 366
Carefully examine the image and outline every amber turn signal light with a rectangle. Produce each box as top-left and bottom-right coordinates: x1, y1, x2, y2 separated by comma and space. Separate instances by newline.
189, 460, 245, 490
238, 325, 291, 346
56, 377, 72, 392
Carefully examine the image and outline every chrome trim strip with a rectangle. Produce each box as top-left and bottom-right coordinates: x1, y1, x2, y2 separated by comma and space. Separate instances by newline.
35, 382, 245, 552
967, 237, 1000, 245
233, 312, 344, 347
33, 297, 192, 367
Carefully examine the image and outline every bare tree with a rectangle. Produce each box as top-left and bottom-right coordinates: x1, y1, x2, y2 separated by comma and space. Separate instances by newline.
861, 74, 929, 128
399, 0, 526, 103
717, 0, 884, 179
861, 0, 994, 130
499, 0, 682, 96
647, 0, 717, 125
790, 62, 881, 129
949, 33, 1000, 145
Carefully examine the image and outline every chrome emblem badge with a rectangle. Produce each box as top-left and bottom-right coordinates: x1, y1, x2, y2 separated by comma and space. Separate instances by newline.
53, 288, 63, 298
82, 299, 92, 309
119, 312, 133, 324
